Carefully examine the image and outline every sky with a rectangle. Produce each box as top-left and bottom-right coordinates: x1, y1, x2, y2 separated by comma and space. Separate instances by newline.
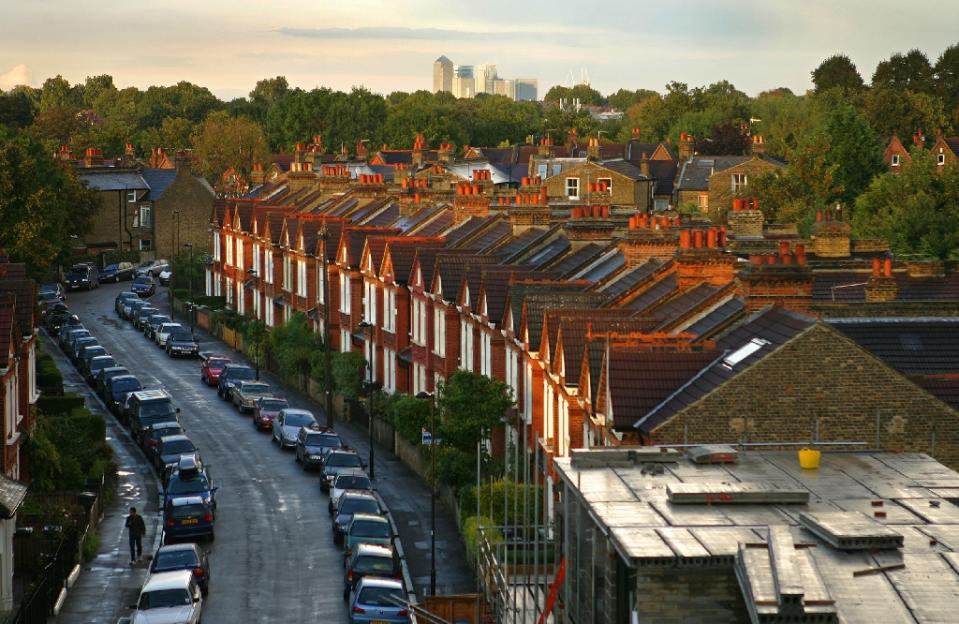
1, 0, 958, 100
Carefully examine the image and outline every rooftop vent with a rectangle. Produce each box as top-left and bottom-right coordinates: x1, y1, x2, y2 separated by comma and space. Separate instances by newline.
798, 512, 903, 551
667, 482, 809, 505
570, 447, 681, 468
687, 445, 739, 464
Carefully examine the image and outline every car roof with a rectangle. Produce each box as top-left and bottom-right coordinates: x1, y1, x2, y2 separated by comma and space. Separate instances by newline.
356, 576, 403, 590
142, 570, 194, 592
159, 434, 191, 443
131, 389, 171, 400
148, 421, 180, 430
281, 408, 314, 417
159, 322, 182, 328
351, 512, 387, 523
102, 366, 128, 373
169, 496, 205, 507
355, 543, 393, 557
334, 470, 368, 480
90, 355, 114, 362
341, 491, 376, 501
224, 363, 252, 370
110, 374, 138, 382
328, 449, 359, 457
156, 543, 199, 554
239, 380, 269, 387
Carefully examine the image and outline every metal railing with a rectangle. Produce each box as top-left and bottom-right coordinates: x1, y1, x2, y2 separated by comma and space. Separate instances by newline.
8, 531, 79, 624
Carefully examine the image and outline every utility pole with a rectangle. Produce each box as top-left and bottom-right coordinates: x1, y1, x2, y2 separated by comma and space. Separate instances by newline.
183, 243, 194, 334
320, 224, 334, 430
416, 391, 437, 596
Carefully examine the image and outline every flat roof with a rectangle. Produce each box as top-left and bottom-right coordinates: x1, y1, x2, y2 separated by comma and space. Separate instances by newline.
555, 449, 959, 623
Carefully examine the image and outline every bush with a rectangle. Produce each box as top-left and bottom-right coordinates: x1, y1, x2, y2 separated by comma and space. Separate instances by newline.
37, 394, 84, 416
386, 395, 430, 444
82, 531, 99, 562
36, 354, 63, 392
436, 446, 476, 493
328, 351, 366, 400
463, 516, 503, 560
26, 407, 112, 492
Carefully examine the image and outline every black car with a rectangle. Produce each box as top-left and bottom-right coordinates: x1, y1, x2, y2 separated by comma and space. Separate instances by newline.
70, 337, 99, 365
104, 374, 141, 413
132, 305, 159, 330
295, 429, 342, 470
320, 450, 365, 492
85, 355, 116, 384
332, 491, 381, 544
115, 292, 138, 316
162, 496, 215, 544
77, 344, 108, 374
143, 421, 185, 464
59, 326, 89, 351
65, 264, 99, 291
164, 457, 217, 508
99, 262, 135, 283
155, 434, 199, 474
216, 364, 256, 402
166, 327, 199, 358
150, 543, 211, 595
95, 366, 130, 397
131, 275, 156, 298
44, 309, 74, 335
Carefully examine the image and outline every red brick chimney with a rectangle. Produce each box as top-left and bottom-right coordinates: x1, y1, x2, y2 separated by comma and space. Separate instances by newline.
412, 132, 426, 167
438, 142, 454, 163
356, 141, 368, 161
750, 134, 766, 156
811, 207, 851, 258
538, 136, 553, 157
587, 137, 601, 160
639, 152, 650, 178
865, 256, 898, 302
678, 132, 695, 161
83, 147, 102, 167
675, 226, 737, 289
251, 162, 266, 185
738, 243, 813, 313
727, 197, 765, 239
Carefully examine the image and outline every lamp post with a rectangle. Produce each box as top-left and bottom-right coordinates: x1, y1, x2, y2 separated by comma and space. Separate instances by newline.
246, 268, 260, 380
358, 320, 375, 479
183, 243, 194, 334
320, 224, 334, 430
416, 390, 437, 596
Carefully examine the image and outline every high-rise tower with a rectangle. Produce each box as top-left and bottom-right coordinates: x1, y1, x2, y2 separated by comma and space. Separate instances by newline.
433, 56, 453, 93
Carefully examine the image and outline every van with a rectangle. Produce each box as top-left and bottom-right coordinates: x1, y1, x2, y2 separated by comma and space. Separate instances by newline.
129, 389, 180, 443
65, 263, 99, 291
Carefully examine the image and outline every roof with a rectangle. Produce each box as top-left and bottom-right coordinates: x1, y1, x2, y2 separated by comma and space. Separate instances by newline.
78, 170, 149, 192
0, 278, 35, 336
828, 318, 959, 375
555, 449, 959, 624
685, 297, 747, 339
812, 272, 959, 303
635, 306, 816, 432
675, 155, 783, 192
141, 168, 178, 200
648, 159, 679, 196
545, 243, 605, 278
597, 158, 648, 180
0, 473, 27, 518
142, 569, 195, 591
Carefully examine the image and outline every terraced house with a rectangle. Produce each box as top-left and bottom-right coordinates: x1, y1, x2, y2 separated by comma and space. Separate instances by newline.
205, 134, 959, 477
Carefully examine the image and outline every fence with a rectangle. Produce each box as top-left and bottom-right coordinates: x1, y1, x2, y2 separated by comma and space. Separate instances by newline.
8, 531, 79, 624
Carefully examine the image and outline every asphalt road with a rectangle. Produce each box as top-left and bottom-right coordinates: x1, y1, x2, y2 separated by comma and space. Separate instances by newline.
64, 280, 474, 623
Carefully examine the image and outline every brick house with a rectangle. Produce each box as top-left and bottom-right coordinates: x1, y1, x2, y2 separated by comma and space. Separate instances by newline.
544, 160, 653, 210
882, 133, 913, 172
674, 151, 784, 215
930, 129, 959, 170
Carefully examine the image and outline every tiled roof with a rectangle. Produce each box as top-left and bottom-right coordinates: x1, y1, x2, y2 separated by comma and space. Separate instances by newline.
684, 297, 747, 339
674, 155, 783, 192
647, 283, 725, 327
593, 258, 663, 302
412, 210, 454, 237
648, 159, 679, 196
552, 314, 658, 381
141, 168, 178, 200
634, 306, 816, 433
909, 376, 959, 410
574, 250, 626, 283
597, 158, 647, 180
492, 227, 548, 261
433, 254, 497, 302
77, 170, 149, 192
385, 239, 445, 285
521, 288, 601, 350
0, 472, 27, 518
607, 348, 720, 430
467, 220, 513, 253
624, 273, 678, 313
812, 272, 959, 302
828, 319, 959, 375
522, 235, 571, 269
545, 243, 605, 278
0, 296, 14, 368
624, 142, 662, 160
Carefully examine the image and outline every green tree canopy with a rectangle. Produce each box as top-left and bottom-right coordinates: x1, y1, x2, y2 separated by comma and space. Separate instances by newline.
872, 49, 934, 93
862, 87, 948, 140
269, 312, 321, 385
437, 370, 513, 453
606, 88, 658, 112
822, 102, 884, 203
934, 43, 959, 123
191, 110, 269, 182
812, 54, 865, 92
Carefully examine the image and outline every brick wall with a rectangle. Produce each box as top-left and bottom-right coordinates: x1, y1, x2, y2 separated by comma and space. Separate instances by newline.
154, 169, 215, 258
650, 324, 959, 469
633, 567, 748, 623
708, 158, 781, 215
727, 209, 764, 239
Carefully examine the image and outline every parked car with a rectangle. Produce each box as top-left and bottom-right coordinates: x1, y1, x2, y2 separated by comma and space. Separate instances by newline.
252, 396, 288, 431
84, 355, 117, 384
333, 491, 382, 544
295, 429, 342, 470
128, 389, 180, 443
39, 282, 65, 301
105, 374, 141, 414
40, 298, 67, 321
162, 496, 215, 544
116, 291, 138, 315
65, 264, 99, 291
93, 365, 128, 396
348, 577, 408, 624
150, 543, 211, 596
216, 364, 256, 402
166, 327, 199, 358
132, 275, 156, 298
320, 450, 365, 492
158, 268, 172, 286
344, 544, 400, 600
272, 408, 319, 449
344, 513, 392, 560
44, 309, 73, 335
125, 299, 151, 322
99, 262, 135, 282
132, 305, 159, 330
155, 434, 199, 474
129, 569, 203, 624
78, 345, 108, 373
155, 322, 183, 348
231, 380, 271, 413
329, 471, 373, 514
135, 259, 170, 277
59, 326, 88, 351
164, 456, 216, 508
145, 314, 173, 341
70, 337, 100, 365
143, 421, 185, 464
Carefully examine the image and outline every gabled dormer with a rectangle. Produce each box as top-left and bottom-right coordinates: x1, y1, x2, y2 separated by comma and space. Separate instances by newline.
380, 246, 396, 285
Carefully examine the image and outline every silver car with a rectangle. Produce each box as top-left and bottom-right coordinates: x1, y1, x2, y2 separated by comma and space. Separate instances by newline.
271, 408, 318, 448
328, 470, 373, 515
156, 322, 183, 347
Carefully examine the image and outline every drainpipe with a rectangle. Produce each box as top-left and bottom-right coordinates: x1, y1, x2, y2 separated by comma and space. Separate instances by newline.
122, 188, 134, 251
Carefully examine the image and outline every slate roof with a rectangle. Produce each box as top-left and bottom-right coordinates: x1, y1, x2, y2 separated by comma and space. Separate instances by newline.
393, 205, 440, 233
647, 283, 726, 328
362, 202, 400, 228
433, 254, 497, 302
413, 210, 454, 237
0, 278, 35, 336
78, 170, 149, 192
593, 258, 663, 302
492, 228, 548, 261
598, 159, 647, 180
624, 273, 679, 313
521, 289, 601, 351
828, 319, 959, 375
0, 472, 27, 518
812, 272, 959, 302
470, 220, 514, 254
545, 243, 605, 278
945, 137, 959, 155
909, 376, 959, 410
684, 297, 747, 339
141, 168, 178, 200
648, 160, 679, 196
675, 156, 783, 192
444, 216, 490, 247
574, 250, 626, 283
0, 297, 14, 368
607, 348, 720, 430
634, 306, 816, 433
523, 235, 571, 269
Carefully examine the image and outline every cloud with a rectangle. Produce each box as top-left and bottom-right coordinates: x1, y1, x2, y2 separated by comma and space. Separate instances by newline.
276, 26, 583, 43
0, 64, 33, 90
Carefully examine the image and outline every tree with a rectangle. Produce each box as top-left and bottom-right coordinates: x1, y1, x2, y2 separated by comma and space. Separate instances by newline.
750, 90, 820, 156
139, 116, 194, 152
606, 88, 658, 112
543, 84, 604, 106
191, 110, 268, 182
822, 102, 884, 203
0, 128, 98, 272
269, 312, 321, 388
934, 43, 959, 122
697, 120, 749, 155
0, 89, 36, 128
81, 74, 117, 108
249, 76, 289, 123
853, 150, 959, 260
244, 318, 268, 375
329, 351, 366, 401
39, 75, 81, 112
436, 370, 513, 452
862, 88, 948, 140
872, 49, 934, 93
811, 55, 865, 92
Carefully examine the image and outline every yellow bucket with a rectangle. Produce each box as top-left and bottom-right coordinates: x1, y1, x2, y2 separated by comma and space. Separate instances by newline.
798, 448, 821, 469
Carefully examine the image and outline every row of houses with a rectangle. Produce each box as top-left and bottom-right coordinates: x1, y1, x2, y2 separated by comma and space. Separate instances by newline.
207, 146, 959, 481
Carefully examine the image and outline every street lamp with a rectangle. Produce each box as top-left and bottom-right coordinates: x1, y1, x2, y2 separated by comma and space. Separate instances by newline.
415, 390, 437, 596
358, 320, 375, 479
320, 224, 334, 430
183, 243, 194, 334
246, 268, 260, 380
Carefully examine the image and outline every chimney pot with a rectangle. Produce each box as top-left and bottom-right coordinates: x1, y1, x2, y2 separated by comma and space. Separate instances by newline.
883, 257, 893, 278
872, 257, 881, 277
693, 230, 704, 248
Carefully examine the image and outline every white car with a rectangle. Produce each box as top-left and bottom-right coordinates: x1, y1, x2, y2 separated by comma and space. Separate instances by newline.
156, 322, 183, 347
328, 470, 373, 515
131, 569, 202, 624
272, 408, 318, 448
158, 268, 172, 286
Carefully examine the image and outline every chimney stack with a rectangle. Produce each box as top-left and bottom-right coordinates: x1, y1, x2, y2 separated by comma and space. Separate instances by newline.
865, 256, 898, 302
355, 141, 368, 161
438, 142, 454, 163
750, 134, 766, 156
678, 132, 695, 161
639, 152, 650, 178
587, 137, 601, 160
538, 136, 553, 157
412, 132, 426, 167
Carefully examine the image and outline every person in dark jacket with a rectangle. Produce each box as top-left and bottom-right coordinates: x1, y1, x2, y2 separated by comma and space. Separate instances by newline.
125, 506, 146, 564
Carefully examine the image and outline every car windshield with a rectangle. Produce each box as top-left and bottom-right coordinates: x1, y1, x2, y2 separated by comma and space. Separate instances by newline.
355, 556, 394, 574
160, 325, 181, 333
162, 439, 196, 454
68, 269, 88, 278
170, 330, 194, 341
340, 497, 378, 515
358, 586, 403, 608
259, 399, 287, 411
284, 413, 314, 428
151, 426, 182, 439
140, 401, 175, 417
113, 378, 141, 392
226, 367, 255, 381
241, 383, 269, 394
306, 433, 339, 446
327, 453, 362, 468
154, 550, 199, 569
134, 277, 152, 285
351, 520, 390, 538
90, 358, 115, 370
150, 316, 171, 325
208, 358, 230, 368
335, 475, 371, 490
168, 476, 210, 495
139, 588, 192, 610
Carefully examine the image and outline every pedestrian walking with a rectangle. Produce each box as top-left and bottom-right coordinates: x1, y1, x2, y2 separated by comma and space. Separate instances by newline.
125, 506, 146, 564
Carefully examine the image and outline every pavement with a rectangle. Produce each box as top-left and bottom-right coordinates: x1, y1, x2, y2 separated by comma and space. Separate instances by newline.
54, 282, 473, 623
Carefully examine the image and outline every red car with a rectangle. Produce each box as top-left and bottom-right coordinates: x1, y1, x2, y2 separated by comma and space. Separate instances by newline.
200, 355, 231, 386
253, 396, 290, 431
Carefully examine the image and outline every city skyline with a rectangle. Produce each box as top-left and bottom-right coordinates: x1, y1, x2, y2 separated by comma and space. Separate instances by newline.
2, 0, 959, 100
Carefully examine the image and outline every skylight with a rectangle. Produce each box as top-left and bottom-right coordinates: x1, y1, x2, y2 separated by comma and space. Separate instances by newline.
723, 338, 770, 368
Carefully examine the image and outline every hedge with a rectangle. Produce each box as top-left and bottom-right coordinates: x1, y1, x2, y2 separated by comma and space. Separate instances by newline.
463, 516, 503, 561
37, 394, 85, 416
37, 354, 63, 393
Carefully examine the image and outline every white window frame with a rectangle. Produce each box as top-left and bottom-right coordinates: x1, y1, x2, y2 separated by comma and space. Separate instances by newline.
237, 282, 245, 315
364, 281, 377, 326
138, 239, 152, 251
341, 329, 352, 353
265, 298, 274, 326
731, 173, 748, 193
213, 232, 221, 261
565, 177, 580, 200
297, 259, 307, 297
460, 320, 474, 372
226, 235, 234, 266
383, 347, 396, 394
225, 278, 233, 305
283, 255, 292, 291
253, 288, 260, 318
340, 276, 352, 314
433, 306, 446, 356
139, 204, 152, 228
891, 154, 900, 167
253, 243, 261, 276
938, 153, 946, 166
596, 177, 612, 192
383, 288, 396, 333
236, 239, 244, 271
205, 269, 212, 296
127, 190, 137, 204
698, 193, 709, 209
317, 261, 325, 304
480, 331, 492, 377
213, 273, 221, 297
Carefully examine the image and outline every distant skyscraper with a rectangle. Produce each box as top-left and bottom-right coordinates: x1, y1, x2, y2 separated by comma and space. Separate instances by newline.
493, 78, 515, 99
453, 65, 475, 99
514, 78, 538, 102
433, 56, 453, 93
476, 64, 498, 94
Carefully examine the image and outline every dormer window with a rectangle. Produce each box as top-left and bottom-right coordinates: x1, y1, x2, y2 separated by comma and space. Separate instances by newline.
938, 153, 946, 166
891, 154, 900, 167
731, 173, 748, 193
565, 178, 580, 200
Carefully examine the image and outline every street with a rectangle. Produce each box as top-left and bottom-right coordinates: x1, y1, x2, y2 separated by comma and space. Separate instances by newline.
62, 281, 473, 623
